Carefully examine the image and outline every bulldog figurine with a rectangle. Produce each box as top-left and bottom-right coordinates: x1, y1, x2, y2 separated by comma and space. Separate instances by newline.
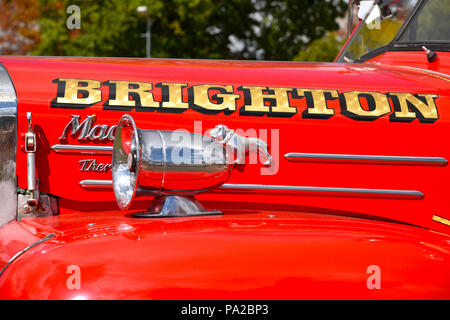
210, 124, 272, 167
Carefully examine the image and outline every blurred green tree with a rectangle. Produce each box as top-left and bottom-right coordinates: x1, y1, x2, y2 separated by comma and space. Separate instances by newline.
294, 32, 344, 62
32, 0, 346, 60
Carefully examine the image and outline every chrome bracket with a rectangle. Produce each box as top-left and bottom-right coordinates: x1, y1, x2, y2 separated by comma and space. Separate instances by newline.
132, 195, 222, 218
22, 112, 40, 214
17, 194, 59, 220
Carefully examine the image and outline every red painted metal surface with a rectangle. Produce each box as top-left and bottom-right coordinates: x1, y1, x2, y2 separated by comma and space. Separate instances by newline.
1, 210, 449, 299
0, 51, 449, 298
0, 56, 449, 233
368, 51, 450, 75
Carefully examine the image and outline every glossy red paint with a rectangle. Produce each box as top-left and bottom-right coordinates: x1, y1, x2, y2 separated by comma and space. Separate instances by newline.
0, 43, 450, 299
0, 56, 449, 235
0, 210, 449, 299
368, 51, 450, 75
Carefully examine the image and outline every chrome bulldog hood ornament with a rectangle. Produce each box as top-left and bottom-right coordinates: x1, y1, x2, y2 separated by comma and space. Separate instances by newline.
209, 124, 272, 167
112, 114, 272, 218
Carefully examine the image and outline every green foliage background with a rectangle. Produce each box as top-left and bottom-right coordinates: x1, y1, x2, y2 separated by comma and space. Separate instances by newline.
294, 33, 344, 62
33, 0, 347, 61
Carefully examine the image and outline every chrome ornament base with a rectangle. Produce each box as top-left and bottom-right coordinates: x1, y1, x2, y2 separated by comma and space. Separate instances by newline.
132, 195, 223, 218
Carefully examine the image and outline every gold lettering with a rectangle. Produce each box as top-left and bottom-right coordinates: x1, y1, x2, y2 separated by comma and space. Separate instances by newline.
240, 86, 295, 114
296, 89, 338, 118
160, 82, 188, 109
268, 87, 296, 114
240, 86, 269, 113
55, 78, 101, 106
52, 78, 439, 125
390, 93, 438, 122
192, 84, 239, 112
107, 80, 158, 108
343, 91, 391, 120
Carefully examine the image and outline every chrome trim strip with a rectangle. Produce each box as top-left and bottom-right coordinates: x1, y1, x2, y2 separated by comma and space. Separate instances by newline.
0, 233, 56, 278
51, 144, 113, 154
79, 179, 113, 188
82, 180, 423, 199
219, 183, 424, 199
400, 66, 450, 81
0, 64, 18, 227
284, 152, 447, 166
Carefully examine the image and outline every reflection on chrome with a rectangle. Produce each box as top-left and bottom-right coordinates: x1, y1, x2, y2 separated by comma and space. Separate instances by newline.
0, 64, 17, 227
113, 163, 136, 210
112, 114, 233, 211
111, 114, 273, 218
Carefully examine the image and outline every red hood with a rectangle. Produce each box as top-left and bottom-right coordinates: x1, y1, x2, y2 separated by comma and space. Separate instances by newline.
0, 209, 449, 299
2, 55, 449, 90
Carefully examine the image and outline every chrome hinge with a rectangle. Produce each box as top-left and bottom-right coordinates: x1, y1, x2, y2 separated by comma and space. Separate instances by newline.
18, 194, 59, 220
22, 112, 40, 214
19, 113, 59, 219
